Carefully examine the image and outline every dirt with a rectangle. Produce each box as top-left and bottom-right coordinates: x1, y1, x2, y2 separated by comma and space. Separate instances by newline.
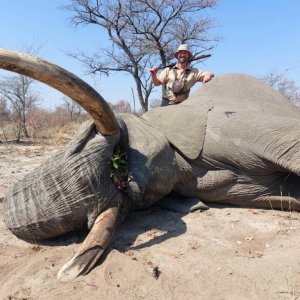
0, 143, 300, 300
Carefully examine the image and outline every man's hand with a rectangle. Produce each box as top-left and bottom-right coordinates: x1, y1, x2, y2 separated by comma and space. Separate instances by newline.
150, 67, 158, 75
203, 72, 214, 83
150, 67, 162, 86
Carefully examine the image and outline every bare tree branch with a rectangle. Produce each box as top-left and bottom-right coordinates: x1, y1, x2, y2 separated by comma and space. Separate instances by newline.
64, 0, 218, 111
263, 71, 300, 106
0, 75, 40, 139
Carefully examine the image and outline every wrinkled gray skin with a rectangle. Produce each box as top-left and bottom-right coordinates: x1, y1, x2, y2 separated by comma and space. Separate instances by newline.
2, 50, 300, 281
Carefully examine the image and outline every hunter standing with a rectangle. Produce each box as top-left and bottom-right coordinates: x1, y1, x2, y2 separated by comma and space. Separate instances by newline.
150, 44, 214, 106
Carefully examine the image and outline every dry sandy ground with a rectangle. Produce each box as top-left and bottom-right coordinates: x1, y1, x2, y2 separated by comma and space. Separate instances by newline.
0, 143, 300, 300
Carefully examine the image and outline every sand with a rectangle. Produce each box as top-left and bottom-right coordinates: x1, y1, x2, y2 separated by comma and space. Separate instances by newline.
1, 143, 300, 299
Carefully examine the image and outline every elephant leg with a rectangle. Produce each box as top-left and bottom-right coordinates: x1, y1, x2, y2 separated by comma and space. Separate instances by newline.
252, 173, 300, 211
250, 196, 300, 211
248, 173, 300, 211
176, 168, 300, 211
57, 194, 124, 282
202, 172, 300, 211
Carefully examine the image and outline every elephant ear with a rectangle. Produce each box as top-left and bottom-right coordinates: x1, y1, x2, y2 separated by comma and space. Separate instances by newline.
143, 90, 213, 160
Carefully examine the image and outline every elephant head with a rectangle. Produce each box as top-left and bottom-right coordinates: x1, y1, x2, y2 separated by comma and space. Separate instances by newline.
1, 49, 300, 282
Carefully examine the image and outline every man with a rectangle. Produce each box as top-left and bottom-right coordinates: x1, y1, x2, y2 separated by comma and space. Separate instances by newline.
150, 44, 214, 106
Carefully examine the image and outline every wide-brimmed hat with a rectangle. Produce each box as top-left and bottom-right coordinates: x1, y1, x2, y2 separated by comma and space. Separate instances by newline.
174, 44, 193, 58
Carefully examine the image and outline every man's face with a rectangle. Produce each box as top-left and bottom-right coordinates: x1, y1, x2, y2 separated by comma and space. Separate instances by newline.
177, 50, 191, 63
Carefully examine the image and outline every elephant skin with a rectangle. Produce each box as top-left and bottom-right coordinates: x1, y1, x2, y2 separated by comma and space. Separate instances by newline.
1, 50, 299, 280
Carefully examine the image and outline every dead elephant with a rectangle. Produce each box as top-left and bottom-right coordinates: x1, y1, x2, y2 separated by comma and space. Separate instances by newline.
1, 49, 300, 282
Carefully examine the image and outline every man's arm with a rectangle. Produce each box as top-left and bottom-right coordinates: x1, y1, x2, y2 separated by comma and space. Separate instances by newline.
196, 70, 214, 83
150, 67, 162, 86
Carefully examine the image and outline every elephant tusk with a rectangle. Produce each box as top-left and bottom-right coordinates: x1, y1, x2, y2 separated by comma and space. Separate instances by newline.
57, 199, 122, 282
0, 48, 118, 136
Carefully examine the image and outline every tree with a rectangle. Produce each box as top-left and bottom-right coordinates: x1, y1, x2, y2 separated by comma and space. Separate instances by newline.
110, 99, 132, 113
262, 71, 300, 106
0, 74, 40, 139
0, 98, 9, 121
62, 96, 83, 121
0, 98, 10, 141
64, 0, 217, 111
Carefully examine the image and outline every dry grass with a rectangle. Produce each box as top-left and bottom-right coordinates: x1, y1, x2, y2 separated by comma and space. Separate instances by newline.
0, 121, 82, 147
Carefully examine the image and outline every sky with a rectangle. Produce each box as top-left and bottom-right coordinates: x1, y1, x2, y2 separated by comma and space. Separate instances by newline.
0, 0, 299, 109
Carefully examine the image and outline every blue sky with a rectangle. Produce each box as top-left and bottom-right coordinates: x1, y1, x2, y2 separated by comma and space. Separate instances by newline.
0, 1, 299, 109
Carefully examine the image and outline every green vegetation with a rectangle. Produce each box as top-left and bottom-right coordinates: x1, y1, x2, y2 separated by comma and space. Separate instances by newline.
110, 148, 130, 190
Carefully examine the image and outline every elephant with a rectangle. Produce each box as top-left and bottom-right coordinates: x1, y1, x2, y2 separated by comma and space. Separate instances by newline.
1, 49, 300, 282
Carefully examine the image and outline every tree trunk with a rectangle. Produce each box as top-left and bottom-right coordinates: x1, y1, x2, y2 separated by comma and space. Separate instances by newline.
134, 76, 147, 112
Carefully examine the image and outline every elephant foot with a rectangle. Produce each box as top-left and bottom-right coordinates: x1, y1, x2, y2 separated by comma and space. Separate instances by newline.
157, 195, 209, 214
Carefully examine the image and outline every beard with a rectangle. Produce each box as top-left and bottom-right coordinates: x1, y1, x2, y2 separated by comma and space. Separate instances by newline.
177, 56, 190, 63
178, 56, 189, 63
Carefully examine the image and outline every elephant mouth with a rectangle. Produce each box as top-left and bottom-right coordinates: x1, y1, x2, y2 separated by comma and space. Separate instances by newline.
0, 49, 118, 136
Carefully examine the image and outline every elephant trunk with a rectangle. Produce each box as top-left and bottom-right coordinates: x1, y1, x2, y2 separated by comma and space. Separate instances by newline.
0, 49, 118, 136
